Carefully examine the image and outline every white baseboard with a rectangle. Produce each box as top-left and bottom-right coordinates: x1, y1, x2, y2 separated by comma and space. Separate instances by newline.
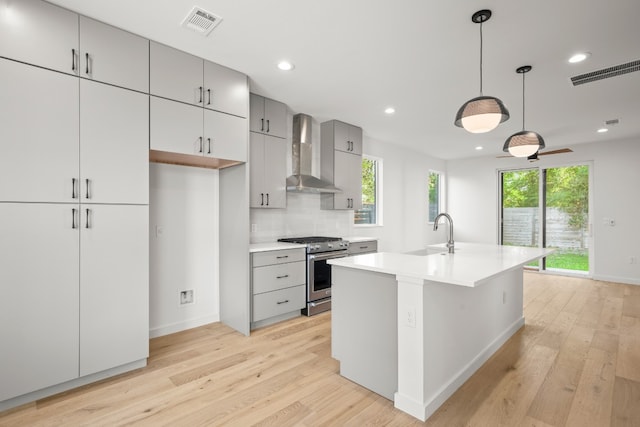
395, 317, 525, 422
593, 274, 640, 286
149, 314, 220, 338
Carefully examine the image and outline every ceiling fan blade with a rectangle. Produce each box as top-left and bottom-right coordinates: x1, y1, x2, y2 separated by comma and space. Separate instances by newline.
537, 148, 573, 156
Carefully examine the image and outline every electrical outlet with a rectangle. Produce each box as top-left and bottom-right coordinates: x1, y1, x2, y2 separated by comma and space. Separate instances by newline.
406, 306, 416, 328
155, 225, 164, 237
180, 290, 194, 305
251, 223, 257, 233
630, 257, 637, 265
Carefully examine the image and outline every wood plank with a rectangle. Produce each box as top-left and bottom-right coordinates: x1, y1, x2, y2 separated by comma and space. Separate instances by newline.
616, 333, 640, 382
611, 376, 640, 427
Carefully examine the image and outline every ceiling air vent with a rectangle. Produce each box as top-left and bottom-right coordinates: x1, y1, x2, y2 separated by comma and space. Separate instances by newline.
570, 59, 640, 86
181, 6, 222, 36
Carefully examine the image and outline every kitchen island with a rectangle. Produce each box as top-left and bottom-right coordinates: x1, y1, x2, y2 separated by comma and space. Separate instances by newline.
328, 242, 553, 422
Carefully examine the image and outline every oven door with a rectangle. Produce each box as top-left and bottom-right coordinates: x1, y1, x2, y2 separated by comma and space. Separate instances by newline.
307, 250, 347, 302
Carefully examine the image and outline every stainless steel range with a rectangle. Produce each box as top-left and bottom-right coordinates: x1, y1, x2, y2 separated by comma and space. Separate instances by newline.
278, 236, 349, 316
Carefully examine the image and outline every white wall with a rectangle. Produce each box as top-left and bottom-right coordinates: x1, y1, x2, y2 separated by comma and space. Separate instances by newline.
447, 137, 640, 285
149, 163, 220, 337
250, 124, 448, 252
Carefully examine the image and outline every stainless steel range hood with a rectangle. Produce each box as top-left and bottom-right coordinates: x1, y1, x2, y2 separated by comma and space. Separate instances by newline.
286, 113, 342, 193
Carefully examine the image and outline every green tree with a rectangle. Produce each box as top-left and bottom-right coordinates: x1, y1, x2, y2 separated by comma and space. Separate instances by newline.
546, 165, 589, 230
361, 158, 376, 205
502, 169, 539, 208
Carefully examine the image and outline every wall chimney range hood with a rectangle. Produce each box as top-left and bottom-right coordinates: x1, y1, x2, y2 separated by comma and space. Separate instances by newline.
286, 113, 342, 193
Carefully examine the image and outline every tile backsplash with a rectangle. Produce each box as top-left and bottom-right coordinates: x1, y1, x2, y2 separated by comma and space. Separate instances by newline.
250, 192, 354, 242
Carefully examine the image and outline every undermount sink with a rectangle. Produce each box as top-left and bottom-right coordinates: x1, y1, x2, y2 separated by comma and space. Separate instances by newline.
404, 247, 450, 256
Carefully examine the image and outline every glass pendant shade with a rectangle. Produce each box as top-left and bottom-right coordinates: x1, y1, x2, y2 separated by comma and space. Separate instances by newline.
454, 95, 510, 133
503, 131, 545, 157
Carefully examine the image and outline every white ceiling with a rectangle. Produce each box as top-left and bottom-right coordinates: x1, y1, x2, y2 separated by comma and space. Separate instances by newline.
49, 0, 640, 160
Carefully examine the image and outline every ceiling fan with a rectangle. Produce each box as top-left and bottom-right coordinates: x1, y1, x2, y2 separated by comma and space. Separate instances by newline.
497, 147, 573, 161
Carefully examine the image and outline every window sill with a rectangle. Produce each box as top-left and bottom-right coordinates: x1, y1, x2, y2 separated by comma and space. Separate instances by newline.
354, 223, 383, 228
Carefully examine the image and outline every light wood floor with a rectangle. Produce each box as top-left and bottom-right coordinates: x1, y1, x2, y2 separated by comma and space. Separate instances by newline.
1, 272, 639, 426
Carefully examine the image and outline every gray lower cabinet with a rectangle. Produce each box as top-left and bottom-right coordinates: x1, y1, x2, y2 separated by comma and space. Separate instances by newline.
251, 248, 306, 328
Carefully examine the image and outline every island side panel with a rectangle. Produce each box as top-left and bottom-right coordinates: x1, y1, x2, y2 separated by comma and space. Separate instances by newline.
331, 266, 398, 400
396, 267, 525, 421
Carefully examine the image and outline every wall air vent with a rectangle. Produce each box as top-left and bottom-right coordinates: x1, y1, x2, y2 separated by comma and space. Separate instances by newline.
181, 6, 222, 36
570, 59, 640, 86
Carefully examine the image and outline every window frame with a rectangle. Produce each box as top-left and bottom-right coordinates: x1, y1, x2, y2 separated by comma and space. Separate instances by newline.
354, 155, 383, 227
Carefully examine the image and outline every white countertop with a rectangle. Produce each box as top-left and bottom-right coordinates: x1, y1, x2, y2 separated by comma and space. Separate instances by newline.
328, 242, 553, 287
249, 242, 307, 253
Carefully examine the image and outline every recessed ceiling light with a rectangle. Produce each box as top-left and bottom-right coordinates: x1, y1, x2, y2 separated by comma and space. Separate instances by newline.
384, 107, 396, 115
568, 52, 591, 63
597, 127, 608, 133
475, 146, 483, 150
277, 61, 294, 71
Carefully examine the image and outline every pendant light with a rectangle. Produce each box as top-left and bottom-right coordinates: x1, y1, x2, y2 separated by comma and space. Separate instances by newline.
502, 65, 545, 157
454, 9, 510, 133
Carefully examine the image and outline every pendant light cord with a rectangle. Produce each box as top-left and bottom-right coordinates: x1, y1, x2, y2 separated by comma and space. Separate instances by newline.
479, 21, 484, 95
522, 72, 526, 130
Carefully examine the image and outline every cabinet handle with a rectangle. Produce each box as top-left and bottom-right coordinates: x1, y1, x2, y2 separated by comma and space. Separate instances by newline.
266, 119, 270, 133
71, 49, 76, 71
71, 208, 77, 229
207, 138, 212, 154
276, 299, 290, 305
260, 193, 264, 206
207, 89, 211, 105
85, 178, 90, 199
85, 208, 91, 229
261, 118, 264, 131
266, 193, 269, 206
85, 52, 90, 75
360, 246, 368, 249
199, 136, 203, 153
276, 255, 289, 259
72, 178, 77, 199
199, 87, 203, 103
276, 275, 289, 279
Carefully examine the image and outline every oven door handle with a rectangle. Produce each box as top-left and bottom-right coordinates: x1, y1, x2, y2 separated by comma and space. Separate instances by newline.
308, 251, 348, 262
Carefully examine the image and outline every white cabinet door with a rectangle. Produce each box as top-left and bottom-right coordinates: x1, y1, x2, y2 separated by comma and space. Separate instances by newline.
80, 80, 149, 205
0, 59, 79, 203
0, 203, 80, 401
333, 121, 362, 155
80, 204, 148, 377
334, 151, 362, 210
263, 135, 287, 208
204, 110, 247, 162
79, 16, 149, 93
249, 93, 266, 133
204, 60, 248, 118
150, 41, 203, 105
264, 98, 287, 139
0, 0, 79, 75
150, 96, 204, 155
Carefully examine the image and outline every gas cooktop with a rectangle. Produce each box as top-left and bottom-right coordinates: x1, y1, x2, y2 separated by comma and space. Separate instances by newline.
278, 236, 342, 244
278, 236, 348, 253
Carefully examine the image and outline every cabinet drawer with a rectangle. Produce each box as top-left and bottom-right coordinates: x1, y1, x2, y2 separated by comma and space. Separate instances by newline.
252, 248, 305, 267
253, 261, 305, 294
252, 285, 305, 322
348, 241, 378, 255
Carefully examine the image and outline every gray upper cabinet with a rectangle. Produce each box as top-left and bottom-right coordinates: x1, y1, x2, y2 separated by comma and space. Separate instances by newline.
150, 41, 203, 105
249, 94, 287, 139
79, 16, 149, 93
320, 120, 363, 210
150, 41, 248, 118
330, 120, 363, 155
204, 109, 247, 162
0, 0, 79, 75
204, 61, 248, 118
250, 133, 287, 208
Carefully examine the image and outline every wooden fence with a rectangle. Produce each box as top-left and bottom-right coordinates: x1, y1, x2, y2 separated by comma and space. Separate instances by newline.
503, 207, 588, 250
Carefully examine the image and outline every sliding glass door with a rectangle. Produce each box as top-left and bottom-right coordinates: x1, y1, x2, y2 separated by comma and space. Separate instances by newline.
500, 164, 591, 274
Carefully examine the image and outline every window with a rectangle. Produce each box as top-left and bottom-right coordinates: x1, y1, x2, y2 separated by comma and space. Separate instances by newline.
428, 171, 444, 223
355, 156, 382, 226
